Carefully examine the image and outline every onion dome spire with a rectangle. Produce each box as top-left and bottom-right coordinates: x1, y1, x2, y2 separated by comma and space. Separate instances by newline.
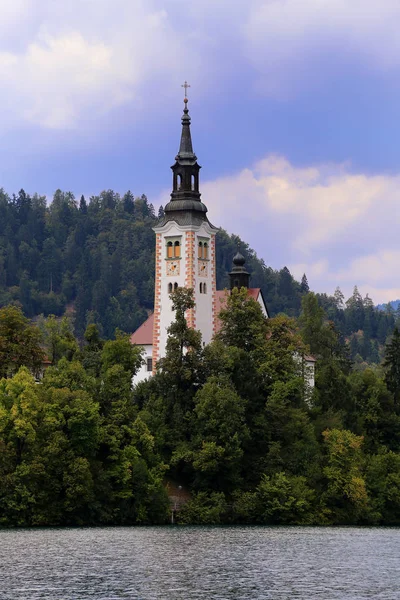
229, 250, 250, 290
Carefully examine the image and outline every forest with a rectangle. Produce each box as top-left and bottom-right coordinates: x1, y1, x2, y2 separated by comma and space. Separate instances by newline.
1, 187, 400, 526
0, 188, 398, 365
1, 289, 400, 526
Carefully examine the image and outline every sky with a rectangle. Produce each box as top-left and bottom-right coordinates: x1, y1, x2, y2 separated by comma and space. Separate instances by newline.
1, 0, 400, 303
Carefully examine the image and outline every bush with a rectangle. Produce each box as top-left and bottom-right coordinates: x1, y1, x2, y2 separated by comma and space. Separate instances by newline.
177, 492, 228, 525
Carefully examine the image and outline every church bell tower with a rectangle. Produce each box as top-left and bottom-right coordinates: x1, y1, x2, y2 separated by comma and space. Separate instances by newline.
152, 87, 218, 368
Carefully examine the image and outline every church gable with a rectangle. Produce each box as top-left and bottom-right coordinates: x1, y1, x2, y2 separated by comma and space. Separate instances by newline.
214, 288, 269, 334
130, 313, 154, 346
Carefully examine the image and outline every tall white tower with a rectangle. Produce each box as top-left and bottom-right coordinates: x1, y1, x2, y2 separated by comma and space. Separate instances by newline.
152, 94, 218, 368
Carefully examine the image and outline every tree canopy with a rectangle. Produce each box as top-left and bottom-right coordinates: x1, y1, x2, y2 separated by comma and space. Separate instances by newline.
0, 188, 400, 525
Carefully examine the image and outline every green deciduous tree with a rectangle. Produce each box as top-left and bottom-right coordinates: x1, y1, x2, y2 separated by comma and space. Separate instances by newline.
254, 472, 315, 524
216, 287, 268, 355
321, 428, 369, 523
366, 451, 400, 524
299, 293, 342, 361
38, 314, 78, 364
0, 306, 44, 378
189, 376, 249, 491
150, 288, 204, 450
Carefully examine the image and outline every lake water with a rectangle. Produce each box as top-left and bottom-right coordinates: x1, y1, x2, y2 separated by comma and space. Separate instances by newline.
0, 526, 399, 599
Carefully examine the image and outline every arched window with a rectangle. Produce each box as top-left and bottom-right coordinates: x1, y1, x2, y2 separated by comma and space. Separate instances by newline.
234, 279, 239, 288
177, 174, 182, 190
168, 283, 173, 293
203, 242, 208, 260
174, 240, 180, 258
199, 282, 203, 294
191, 174, 195, 191
174, 282, 178, 290
203, 283, 207, 294
198, 241, 203, 259
167, 241, 173, 258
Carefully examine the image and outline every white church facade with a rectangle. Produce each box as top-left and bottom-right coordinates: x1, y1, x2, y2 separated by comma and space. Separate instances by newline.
130, 94, 315, 388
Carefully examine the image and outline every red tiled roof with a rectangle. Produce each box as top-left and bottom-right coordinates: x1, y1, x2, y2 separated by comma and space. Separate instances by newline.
215, 288, 261, 306
214, 288, 263, 333
130, 313, 154, 345
130, 289, 266, 344
247, 288, 261, 300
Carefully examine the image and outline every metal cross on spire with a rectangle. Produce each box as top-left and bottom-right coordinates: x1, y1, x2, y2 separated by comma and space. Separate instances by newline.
181, 80, 191, 102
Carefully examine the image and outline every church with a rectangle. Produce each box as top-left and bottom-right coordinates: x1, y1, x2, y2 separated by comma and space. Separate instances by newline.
130, 91, 314, 387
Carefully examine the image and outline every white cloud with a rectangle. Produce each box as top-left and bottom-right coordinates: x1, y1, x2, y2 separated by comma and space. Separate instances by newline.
1, 0, 400, 128
0, 0, 199, 129
244, 0, 400, 95
3, 31, 118, 129
200, 156, 400, 302
204, 155, 400, 250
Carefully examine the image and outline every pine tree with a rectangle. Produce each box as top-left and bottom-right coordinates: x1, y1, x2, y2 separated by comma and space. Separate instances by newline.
384, 327, 400, 403
363, 293, 374, 309
333, 286, 345, 309
278, 266, 295, 298
345, 286, 365, 332
122, 191, 135, 214
300, 274, 310, 294
79, 195, 87, 214
396, 303, 400, 325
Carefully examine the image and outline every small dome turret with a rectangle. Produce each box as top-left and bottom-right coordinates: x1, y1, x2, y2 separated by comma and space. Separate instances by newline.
233, 251, 246, 267
229, 250, 250, 290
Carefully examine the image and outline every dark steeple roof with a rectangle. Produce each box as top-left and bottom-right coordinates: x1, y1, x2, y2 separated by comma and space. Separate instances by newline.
177, 102, 195, 159
157, 97, 216, 229
229, 251, 250, 290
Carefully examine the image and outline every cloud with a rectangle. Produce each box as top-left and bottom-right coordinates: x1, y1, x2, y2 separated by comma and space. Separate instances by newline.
203, 155, 400, 250
0, 32, 120, 129
199, 156, 400, 303
1, 0, 400, 128
244, 0, 400, 95
0, 0, 198, 129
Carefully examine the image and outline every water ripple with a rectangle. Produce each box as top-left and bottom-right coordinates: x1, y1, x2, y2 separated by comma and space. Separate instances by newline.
0, 526, 399, 599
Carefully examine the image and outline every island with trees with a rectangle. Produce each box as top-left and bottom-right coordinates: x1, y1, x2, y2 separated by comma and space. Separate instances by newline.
1, 188, 400, 526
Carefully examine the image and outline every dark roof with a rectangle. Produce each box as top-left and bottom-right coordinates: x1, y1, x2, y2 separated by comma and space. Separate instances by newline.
176, 103, 196, 161
157, 209, 217, 229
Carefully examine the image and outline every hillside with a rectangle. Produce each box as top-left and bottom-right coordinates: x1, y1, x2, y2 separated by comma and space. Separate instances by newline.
0, 188, 398, 363
377, 300, 400, 312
